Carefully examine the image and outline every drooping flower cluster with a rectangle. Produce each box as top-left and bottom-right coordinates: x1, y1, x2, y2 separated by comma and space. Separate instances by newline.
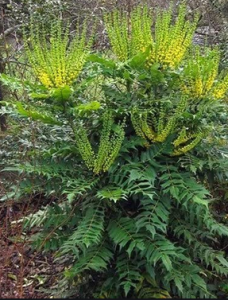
131, 97, 204, 155
172, 130, 204, 156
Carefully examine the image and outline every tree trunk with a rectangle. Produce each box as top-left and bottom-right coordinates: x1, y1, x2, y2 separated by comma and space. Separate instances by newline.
0, 7, 7, 132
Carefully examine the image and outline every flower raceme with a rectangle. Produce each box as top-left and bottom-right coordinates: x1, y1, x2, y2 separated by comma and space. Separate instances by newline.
104, 7, 153, 62
182, 47, 228, 101
104, 4, 198, 69
149, 4, 198, 68
24, 20, 92, 89
131, 99, 204, 156
212, 73, 228, 100
75, 112, 125, 174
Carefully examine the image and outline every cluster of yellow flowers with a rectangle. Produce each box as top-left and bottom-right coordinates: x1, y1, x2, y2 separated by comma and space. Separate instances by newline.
172, 128, 204, 156
182, 47, 228, 100
24, 21, 91, 89
105, 4, 198, 69
131, 7, 153, 57
131, 106, 204, 156
104, 7, 152, 62
148, 5, 198, 68
212, 74, 228, 99
75, 112, 125, 174
36, 58, 86, 88
37, 70, 54, 88
130, 97, 204, 156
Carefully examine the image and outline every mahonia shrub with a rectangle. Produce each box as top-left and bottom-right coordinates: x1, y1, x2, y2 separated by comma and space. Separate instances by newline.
1, 3, 228, 299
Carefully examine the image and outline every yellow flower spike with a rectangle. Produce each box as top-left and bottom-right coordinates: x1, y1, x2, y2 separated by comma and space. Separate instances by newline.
24, 20, 92, 90
195, 78, 203, 97
172, 132, 204, 156
38, 71, 53, 88
75, 112, 125, 174
131, 98, 187, 147
212, 74, 228, 100
204, 68, 218, 93
212, 86, 226, 100
182, 47, 223, 101
105, 3, 197, 68
132, 105, 205, 155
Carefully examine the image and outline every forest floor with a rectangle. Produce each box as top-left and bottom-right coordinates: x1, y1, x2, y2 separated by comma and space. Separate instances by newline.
0, 181, 64, 298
